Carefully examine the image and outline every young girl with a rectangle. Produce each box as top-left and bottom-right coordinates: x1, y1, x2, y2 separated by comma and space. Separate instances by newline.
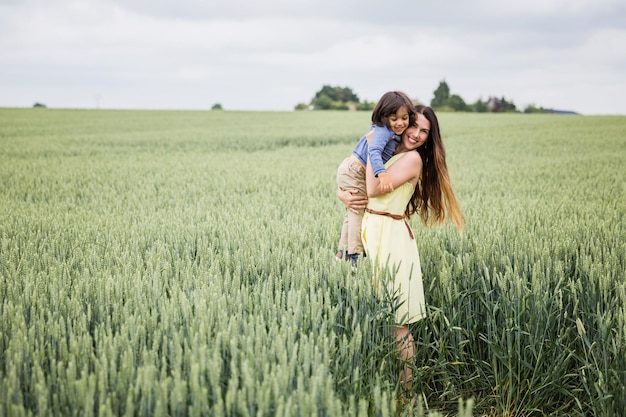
335, 91, 415, 269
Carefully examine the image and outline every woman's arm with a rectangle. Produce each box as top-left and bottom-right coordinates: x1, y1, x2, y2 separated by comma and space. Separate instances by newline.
366, 151, 422, 198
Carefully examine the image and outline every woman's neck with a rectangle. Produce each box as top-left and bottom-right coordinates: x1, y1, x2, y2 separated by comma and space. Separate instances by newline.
395, 143, 409, 154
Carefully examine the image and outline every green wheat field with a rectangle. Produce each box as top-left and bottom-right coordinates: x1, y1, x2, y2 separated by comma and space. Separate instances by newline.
1, 108, 624, 416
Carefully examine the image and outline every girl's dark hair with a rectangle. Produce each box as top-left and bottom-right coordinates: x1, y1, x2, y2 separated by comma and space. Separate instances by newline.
371, 91, 416, 129
406, 105, 464, 234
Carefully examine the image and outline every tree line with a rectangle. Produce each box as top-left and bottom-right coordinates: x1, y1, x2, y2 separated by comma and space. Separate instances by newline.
295, 81, 551, 114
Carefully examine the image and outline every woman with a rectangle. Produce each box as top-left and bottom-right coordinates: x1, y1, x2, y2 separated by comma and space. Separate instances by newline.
338, 105, 464, 393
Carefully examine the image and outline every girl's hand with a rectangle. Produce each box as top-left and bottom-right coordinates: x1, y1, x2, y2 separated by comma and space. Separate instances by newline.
377, 172, 394, 193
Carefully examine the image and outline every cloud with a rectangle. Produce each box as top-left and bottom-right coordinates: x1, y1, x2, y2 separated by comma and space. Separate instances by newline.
1, 0, 625, 113
479, 0, 619, 16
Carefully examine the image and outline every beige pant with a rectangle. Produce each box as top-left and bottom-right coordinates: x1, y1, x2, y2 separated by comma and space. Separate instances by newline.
337, 155, 367, 254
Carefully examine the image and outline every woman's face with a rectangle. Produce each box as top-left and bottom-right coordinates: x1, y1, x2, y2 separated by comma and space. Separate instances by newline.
402, 113, 430, 150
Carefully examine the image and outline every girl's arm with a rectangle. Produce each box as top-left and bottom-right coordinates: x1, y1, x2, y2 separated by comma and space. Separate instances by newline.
367, 127, 394, 193
366, 151, 422, 198
368, 126, 392, 176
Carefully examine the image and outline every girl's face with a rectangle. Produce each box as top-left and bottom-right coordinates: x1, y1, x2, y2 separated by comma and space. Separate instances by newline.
388, 106, 410, 135
402, 113, 430, 150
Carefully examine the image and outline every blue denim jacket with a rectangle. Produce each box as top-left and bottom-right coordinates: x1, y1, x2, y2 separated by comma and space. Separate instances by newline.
352, 125, 400, 177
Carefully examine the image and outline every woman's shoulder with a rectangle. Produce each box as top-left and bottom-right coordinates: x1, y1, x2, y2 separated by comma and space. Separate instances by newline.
395, 151, 423, 174
398, 150, 422, 164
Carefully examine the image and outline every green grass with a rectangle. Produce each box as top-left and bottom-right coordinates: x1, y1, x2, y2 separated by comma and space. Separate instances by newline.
1, 108, 624, 416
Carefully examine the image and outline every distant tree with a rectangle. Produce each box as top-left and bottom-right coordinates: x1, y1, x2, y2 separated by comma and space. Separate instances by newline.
486, 96, 518, 113
500, 97, 517, 112
313, 85, 359, 103
311, 85, 360, 110
328, 101, 349, 111
430, 80, 450, 109
301, 85, 413, 111
211, 103, 223, 110
486, 96, 501, 112
524, 104, 544, 113
472, 98, 489, 113
427, 80, 533, 113
312, 94, 334, 110
33, 102, 47, 108
357, 100, 376, 111
448, 94, 469, 112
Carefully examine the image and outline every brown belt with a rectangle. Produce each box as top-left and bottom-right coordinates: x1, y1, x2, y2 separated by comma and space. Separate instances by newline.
365, 208, 414, 240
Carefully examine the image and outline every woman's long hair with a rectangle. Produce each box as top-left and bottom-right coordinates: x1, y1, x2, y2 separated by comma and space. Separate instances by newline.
405, 105, 464, 234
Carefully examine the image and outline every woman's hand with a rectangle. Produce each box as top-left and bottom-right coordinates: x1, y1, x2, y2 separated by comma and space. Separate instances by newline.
337, 188, 368, 214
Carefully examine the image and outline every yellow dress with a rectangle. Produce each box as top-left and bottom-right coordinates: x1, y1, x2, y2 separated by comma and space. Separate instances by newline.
361, 153, 426, 325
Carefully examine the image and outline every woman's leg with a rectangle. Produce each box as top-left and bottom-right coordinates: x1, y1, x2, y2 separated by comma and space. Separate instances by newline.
394, 325, 415, 391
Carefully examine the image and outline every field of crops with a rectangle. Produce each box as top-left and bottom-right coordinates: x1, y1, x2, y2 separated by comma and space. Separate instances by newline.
1, 108, 624, 416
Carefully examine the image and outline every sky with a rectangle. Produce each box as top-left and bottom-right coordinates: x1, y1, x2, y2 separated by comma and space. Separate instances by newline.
1, 0, 625, 115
